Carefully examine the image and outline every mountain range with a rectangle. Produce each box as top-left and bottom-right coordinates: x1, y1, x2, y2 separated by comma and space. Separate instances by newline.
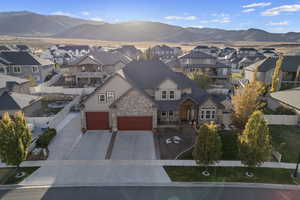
1, 11, 300, 42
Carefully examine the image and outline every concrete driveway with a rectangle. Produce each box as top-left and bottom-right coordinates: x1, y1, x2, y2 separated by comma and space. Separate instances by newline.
110, 131, 156, 160
68, 131, 112, 160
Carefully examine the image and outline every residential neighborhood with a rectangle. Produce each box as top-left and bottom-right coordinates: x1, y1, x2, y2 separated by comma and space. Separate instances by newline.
1, 2, 300, 199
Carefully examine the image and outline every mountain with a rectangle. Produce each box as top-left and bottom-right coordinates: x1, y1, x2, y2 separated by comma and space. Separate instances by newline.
1, 11, 300, 42
0, 11, 103, 36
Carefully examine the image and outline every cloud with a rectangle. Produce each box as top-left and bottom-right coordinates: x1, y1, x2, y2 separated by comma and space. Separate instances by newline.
262, 4, 300, 16
90, 17, 104, 22
243, 2, 271, 8
242, 8, 256, 13
52, 11, 74, 17
164, 15, 197, 20
212, 17, 231, 23
199, 20, 210, 24
81, 11, 90, 16
267, 21, 289, 26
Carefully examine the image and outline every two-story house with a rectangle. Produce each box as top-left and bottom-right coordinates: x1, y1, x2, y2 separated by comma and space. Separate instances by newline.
63, 50, 131, 87
151, 45, 176, 61
113, 45, 142, 60
245, 56, 300, 88
0, 51, 54, 83
80, 60, 225, 131
168, 51, 231, 83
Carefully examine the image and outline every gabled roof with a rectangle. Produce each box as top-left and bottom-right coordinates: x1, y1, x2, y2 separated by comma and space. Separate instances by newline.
0, 92, 41, 110
0, 51, 41, 65
194, 45, 209, 49
0, 74, 29, 89
270, 88, 300, 110
0, 45, 11, 51
70, 50, 131, 66
179, 51, 215, 59
239, 48, 257, 51
15, 45, 30, 51
57, 45, 90, 51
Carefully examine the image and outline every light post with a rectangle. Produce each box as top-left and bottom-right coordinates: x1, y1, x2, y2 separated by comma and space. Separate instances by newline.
293, 152, 300, 178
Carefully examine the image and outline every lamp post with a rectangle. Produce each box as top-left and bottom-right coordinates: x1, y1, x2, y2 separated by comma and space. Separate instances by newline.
293, 152, 300, 178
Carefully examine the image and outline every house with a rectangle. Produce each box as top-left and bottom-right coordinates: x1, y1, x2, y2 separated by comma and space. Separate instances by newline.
80, 60, 226, 131
0, 51, 54, 83
245, 56, 300, 88
151, 45, 176, 61
267, 87, 300, 117
0, 90, 42, 117
238, 48, 258, 57
113, 45, 142, 60
0, 74, 31, 94
168, 51, 231, 83
0, 45, 11, 52
193, 45, 219, 56
63, 50, 131, 87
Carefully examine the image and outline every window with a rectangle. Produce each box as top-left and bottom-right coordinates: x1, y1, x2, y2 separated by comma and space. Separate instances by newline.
169, 91, 175, 100
161, 91, 167, 100
169, 111, 174, 117
32, 66, 38, 73
107, 91, 115, 103
200, 111, 205, 119
200, 106, 216, 120
13, 66, 21, 73
81, 66, 86, 72
161, 111, 167, 117
206, 110, 211, 119
98, 93, 106, 103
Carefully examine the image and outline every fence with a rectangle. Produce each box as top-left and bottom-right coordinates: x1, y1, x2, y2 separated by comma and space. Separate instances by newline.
26, 117, 54, 129
264, 115, 299, 125
30, 86, 95, 95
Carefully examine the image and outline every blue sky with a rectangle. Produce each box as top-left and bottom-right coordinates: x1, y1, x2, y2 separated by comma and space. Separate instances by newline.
1, 0, 300, 32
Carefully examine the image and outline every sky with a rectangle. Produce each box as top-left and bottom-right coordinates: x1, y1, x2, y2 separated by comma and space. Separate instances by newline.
1, 0, 300, 33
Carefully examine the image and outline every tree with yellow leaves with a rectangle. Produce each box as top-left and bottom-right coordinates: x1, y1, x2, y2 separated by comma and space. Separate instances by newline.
271, 55, 283, 92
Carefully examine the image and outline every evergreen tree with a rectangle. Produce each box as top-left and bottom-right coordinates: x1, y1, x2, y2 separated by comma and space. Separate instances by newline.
0, 112, 32, 169
271, 55, 283, 92
239, 111, 272, 169
193, 122, 222, 168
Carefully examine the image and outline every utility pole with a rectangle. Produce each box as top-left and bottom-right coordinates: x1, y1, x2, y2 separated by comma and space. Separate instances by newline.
293, 152, 300, 178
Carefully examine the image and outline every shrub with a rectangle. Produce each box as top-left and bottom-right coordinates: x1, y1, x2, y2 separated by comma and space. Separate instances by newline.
36, 128, 57, 148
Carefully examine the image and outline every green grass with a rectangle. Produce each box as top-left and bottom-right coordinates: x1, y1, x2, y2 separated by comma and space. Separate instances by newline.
1, 167, 39, 185
178, 131, 239, 160
164, 166, 295, 184
269, 125, 300, 163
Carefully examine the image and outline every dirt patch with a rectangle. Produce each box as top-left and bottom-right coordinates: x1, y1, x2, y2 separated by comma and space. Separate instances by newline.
154, 127, 196, 159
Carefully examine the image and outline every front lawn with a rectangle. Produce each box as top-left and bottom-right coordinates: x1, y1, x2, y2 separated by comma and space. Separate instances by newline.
178, 130, 239, 160
269, 125, 300, 163
164, 166, 295, 184
0, 167, 39, 185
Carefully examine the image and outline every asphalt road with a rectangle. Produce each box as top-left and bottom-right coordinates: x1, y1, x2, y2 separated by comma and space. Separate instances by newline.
0, 186, 299, 200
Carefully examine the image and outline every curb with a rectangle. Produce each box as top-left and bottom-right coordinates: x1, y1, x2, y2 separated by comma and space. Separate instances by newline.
0, 182, 299, 191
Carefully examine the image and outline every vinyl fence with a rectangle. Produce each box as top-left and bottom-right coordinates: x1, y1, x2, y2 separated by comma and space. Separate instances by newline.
264, 115, 299, 125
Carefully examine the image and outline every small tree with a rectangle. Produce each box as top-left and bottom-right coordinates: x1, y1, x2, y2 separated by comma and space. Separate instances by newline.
231, 81, 265, 129
140, 47, 153, 60
239, 111, 272, 174
0, 112, 32, 169
193, 122, 222, 170
188, 72, 212, 89
271, 55, 283, 92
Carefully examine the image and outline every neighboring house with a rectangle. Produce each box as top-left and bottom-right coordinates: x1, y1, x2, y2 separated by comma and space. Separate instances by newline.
245, 56, 300, 88
151, 45, 176, 61
0, 51, 54, 83
193, 45, 219, 57
168, 51, 231, 83
173, 47, 183, 57
64, 50, 131, 87
238, 48, 258, 57
80, 60, 226, 131
113, 45, 142, 60
0, 90, 42, 117
0, 74, 31, 94
267, 87, 300, 117
0, 45, 11, 52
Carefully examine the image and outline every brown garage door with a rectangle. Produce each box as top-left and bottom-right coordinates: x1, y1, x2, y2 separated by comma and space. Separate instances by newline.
86, 112, 109, 130
118, 116, 152, 130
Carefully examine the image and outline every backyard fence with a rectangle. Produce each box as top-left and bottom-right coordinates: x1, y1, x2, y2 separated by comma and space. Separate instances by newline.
264, 115, 299, 125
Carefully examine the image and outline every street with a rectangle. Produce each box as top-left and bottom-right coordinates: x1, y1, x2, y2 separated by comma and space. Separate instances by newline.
0, 186, 299, 200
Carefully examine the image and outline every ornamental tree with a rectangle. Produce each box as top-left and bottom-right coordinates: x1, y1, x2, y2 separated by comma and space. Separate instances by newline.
239, 110, 272, 169
271, 55, 283, 92
0, 112, 32, 169
193, 122, 222, 168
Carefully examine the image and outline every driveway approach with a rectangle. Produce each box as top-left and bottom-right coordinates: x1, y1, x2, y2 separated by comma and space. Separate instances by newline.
110, 131, 156, 160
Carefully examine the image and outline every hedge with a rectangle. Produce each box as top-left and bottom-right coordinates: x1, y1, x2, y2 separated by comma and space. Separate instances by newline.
36, 128, 57, 148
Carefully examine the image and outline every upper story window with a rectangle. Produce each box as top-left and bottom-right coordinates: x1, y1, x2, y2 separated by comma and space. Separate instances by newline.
161, 91, 167, 100
98, 93, 106, 104
81, 66, 86, 72
169, 91, 175, 100
107, 91, 115, 103
13, 66, 21, 73
32, 66, 38, 73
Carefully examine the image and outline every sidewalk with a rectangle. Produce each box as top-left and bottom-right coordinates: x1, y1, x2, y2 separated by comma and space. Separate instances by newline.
1, 160, 299, 170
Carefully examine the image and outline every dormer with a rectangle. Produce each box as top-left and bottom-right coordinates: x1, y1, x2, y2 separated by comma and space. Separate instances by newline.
154, 78, 181, 101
